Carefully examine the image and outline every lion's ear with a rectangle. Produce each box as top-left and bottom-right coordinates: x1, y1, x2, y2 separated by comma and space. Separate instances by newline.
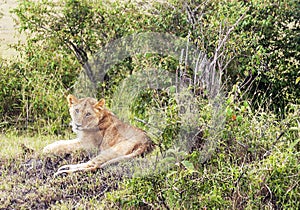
67, 95, 78, 107
94, 99, 105, 111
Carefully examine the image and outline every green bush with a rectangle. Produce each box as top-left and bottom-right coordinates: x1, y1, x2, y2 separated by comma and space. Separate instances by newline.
103, 102, 300, 209
0, 42, 79, 134
1, 0, 297, 133
0, 60, 23, 127
235, 0, 299, 115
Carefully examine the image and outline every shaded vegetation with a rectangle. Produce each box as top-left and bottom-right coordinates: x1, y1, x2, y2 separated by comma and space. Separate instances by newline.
0, 0, 298, 132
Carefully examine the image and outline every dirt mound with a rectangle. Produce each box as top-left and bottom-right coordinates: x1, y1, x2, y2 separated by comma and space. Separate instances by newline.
0, 150, 124, 209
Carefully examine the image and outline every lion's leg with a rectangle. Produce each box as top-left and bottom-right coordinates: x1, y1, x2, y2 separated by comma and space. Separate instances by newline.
98, 146, 146, 168
43, 139, 83, 155
54, 142, 147, 176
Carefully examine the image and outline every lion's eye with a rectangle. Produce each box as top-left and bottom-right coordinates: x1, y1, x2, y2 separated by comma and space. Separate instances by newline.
75, 109, 79, 113
85, 112, 91, 117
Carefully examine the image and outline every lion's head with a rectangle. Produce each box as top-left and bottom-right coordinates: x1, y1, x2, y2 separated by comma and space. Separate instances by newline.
67, 95, 106, 133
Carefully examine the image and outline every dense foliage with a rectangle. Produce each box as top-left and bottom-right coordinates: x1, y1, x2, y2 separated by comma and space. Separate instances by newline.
0, 0, 299, 209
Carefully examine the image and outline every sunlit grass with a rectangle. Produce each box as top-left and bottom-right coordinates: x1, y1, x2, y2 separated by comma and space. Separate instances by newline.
0, 133, 74, 158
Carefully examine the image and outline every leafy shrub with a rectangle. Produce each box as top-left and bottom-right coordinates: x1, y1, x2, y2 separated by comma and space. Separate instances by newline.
1, 0, 297, 133
0, 60, 23, 127
0, 42, 79, 134
104, 102, 300, 209
235, 0, 300, 115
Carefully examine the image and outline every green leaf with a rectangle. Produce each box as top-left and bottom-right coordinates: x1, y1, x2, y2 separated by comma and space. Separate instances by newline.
166, 170, 178, 178
181, 160, 196, 173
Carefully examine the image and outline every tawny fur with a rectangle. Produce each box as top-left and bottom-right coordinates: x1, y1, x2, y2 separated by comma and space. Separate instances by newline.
43, 95, 154, 175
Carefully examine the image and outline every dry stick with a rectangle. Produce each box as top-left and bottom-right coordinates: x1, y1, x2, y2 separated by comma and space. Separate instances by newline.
208, 11, 248, 97
194, 52, 202, 94
239, 74, 259, 100
240, 71, 253, 90
286, 180, 299, 194
184, 32, 190, 82
176, 49, 185, 94
210, 10, 248, 76
133, 117, 163, 135
263, 129, 287, 158
175, 58, 179, 94
196, 54, 209, 89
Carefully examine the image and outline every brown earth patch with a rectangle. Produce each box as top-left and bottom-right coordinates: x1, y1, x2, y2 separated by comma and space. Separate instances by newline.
0, 149, 125, 209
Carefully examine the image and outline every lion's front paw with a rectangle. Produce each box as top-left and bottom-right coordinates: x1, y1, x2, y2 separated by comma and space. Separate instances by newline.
54, 162, 97, 177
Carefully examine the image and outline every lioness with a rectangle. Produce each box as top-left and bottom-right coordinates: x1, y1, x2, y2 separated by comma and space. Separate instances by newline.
43, 95, 154, 176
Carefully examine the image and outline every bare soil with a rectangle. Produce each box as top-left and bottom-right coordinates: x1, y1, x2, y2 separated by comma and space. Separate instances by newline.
0, 148, 124, 209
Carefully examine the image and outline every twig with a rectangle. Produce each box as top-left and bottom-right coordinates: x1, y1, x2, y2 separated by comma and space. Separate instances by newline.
210, 10, 249, 71
263, 128, 288, 158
